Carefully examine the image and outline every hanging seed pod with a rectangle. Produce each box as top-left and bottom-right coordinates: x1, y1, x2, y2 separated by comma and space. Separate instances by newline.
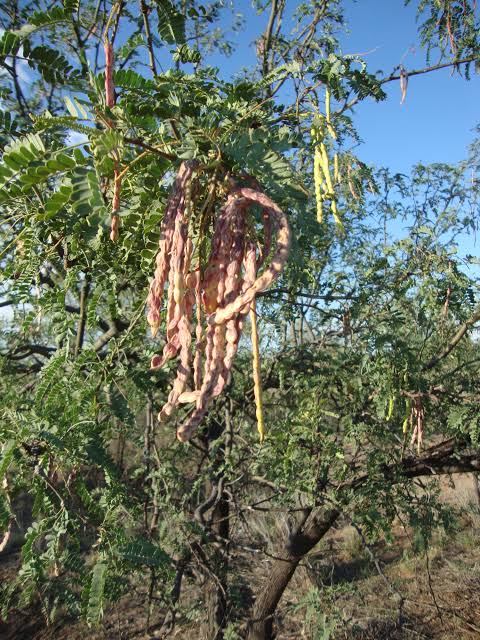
212, 203, 246, 396
147, 162, 196, 339
333, 153, 341, 184
258, 208, 272, 269
193, 269, 204, 391
157, 240, 193, 421
207, 188, 291, 327
176, 195, 241, 435
250, 298, 265, 443
314, 146, 325, 223
147, 167, 291, 443
399, 65, 408, 105
325, 87, 337, 140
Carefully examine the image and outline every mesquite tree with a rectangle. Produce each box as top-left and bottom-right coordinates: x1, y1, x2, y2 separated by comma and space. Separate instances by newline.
0, 1, 480, 638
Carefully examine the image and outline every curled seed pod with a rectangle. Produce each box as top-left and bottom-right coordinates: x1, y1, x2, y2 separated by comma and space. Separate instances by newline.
207, 188, 291, 327
148, 170, 290, 443
104, 41, 115, 109
258, 208, 272, 269
178, 390, 200, 404
201, 198, 234, 313
176, 324, 226, 442
217, 241, 256, 391
150, 335, 180, 370
177, 201, 243, 441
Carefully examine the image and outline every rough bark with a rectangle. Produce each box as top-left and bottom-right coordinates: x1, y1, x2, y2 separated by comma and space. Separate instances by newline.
203, 492, 229, 640
201, 416, 231, 640
474, 473, 480, 509
247, 508, 340, 640
247, 439, 480, 640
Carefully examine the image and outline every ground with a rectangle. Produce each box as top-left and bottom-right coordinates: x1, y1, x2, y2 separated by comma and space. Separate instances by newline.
1, 474, 479, 639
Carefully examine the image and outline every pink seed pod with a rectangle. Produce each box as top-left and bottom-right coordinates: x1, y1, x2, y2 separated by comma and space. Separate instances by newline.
150, 334, 180, 370
158, 315, 192, 422
110, 214, 119, 242
216, 241, 257, 393
148, 174, 289, 442
212, 205, 246, 396
178, 390, 200, 403
193, 269, 204, 391
157, 240, 194, 420
208, 188, 290, 327
257, 208, 272, 270
147, 162, 196, 337
112, 170, 121, 212
176, 189, 290, 442
176, 323, 226, 442
201, 195, 238, 313
104, 41, 115, 109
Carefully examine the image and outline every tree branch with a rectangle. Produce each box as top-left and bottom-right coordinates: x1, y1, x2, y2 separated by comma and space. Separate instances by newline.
422, 306, 480, 371
139, 0, 158, 76
247, 437, 480, 639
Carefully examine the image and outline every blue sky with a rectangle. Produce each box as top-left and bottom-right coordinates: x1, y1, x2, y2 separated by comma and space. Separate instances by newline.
11, 1, 477, 174
204, 0, 479, 174
197, 0, 479, 265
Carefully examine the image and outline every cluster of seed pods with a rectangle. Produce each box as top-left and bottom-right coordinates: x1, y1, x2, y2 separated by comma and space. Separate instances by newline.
147, 162, 291, 442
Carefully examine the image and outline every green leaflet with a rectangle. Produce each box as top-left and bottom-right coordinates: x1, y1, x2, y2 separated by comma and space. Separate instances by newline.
0, 111, 17, 135
11, 6, 72, 40
0, 31, 21, 57
34, 348, 67, 410
86, 559, 108, 627
39, 185, 73, 220
156, 0, 186, 45
113, 69, 157, 93
0, 133, 85, 204
25, 44, 77, 85
118, 538, 171, 569
70, 167, 104, 217
0, 440, 16, 481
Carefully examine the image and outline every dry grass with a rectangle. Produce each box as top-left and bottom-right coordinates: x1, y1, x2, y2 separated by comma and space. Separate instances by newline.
1, 475, 480, 639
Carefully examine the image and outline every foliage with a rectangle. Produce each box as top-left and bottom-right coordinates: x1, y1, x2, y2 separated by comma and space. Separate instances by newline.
0, 1, 479, 637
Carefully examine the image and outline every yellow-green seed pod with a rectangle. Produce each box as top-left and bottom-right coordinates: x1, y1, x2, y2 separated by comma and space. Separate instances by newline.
331, 201, 343, 230
314, 147, 324, 223
319, 143, 335, 198
334, 153, 341, 183
386, 396, 394, 421
325, 87, 337, 140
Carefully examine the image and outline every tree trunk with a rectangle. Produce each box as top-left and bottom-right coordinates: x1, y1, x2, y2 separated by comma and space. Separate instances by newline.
246, 439, 480, 640
203, 493, 229, 640
474, 473, 480, 509
247, 508, 339, 640
202, 413, 232, 640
